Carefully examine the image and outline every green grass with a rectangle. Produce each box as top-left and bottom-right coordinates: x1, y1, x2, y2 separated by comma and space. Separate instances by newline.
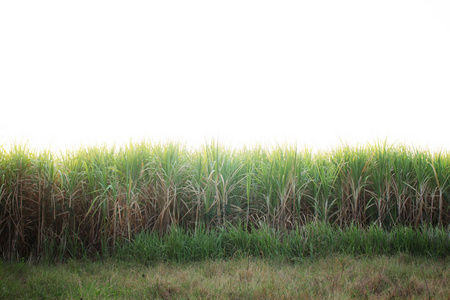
0, 141, 448, 260
114, 224, 448, 264
1, 255, 448, 299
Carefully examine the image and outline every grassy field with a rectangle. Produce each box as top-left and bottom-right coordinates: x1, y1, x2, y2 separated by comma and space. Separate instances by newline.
1, 141, 448, 298
0, 141, 448, 260
1, 255, 448, 299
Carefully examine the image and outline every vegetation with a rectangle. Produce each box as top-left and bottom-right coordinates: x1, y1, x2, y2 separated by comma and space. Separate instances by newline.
114, 223, 449, 264
1, 255, 448, 299
0, 141, 448, 260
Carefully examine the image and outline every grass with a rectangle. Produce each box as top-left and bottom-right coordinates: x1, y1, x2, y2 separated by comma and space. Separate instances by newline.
0, 141, 449, 260
1, 141, 448, 298
1, 255, 448, 299
113, 224, 449, 264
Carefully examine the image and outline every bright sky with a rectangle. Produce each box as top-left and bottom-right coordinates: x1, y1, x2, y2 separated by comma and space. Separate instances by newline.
1, 0, 450, 152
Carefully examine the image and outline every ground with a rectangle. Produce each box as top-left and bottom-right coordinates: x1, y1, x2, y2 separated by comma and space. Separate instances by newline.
1, 254, 448, 299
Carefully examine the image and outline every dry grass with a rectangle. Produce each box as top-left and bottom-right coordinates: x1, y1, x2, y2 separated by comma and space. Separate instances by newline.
1, 255, 448, 299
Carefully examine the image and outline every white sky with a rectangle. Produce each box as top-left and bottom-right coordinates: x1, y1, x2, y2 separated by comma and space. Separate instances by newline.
1, 0, 450, 152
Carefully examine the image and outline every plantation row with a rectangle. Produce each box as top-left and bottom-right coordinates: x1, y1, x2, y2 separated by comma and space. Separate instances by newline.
0, 142, 449, 259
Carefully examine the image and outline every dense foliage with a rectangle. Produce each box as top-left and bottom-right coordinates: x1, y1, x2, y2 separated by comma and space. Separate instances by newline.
0, 141, 448, 259
116, 224, 449, 263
